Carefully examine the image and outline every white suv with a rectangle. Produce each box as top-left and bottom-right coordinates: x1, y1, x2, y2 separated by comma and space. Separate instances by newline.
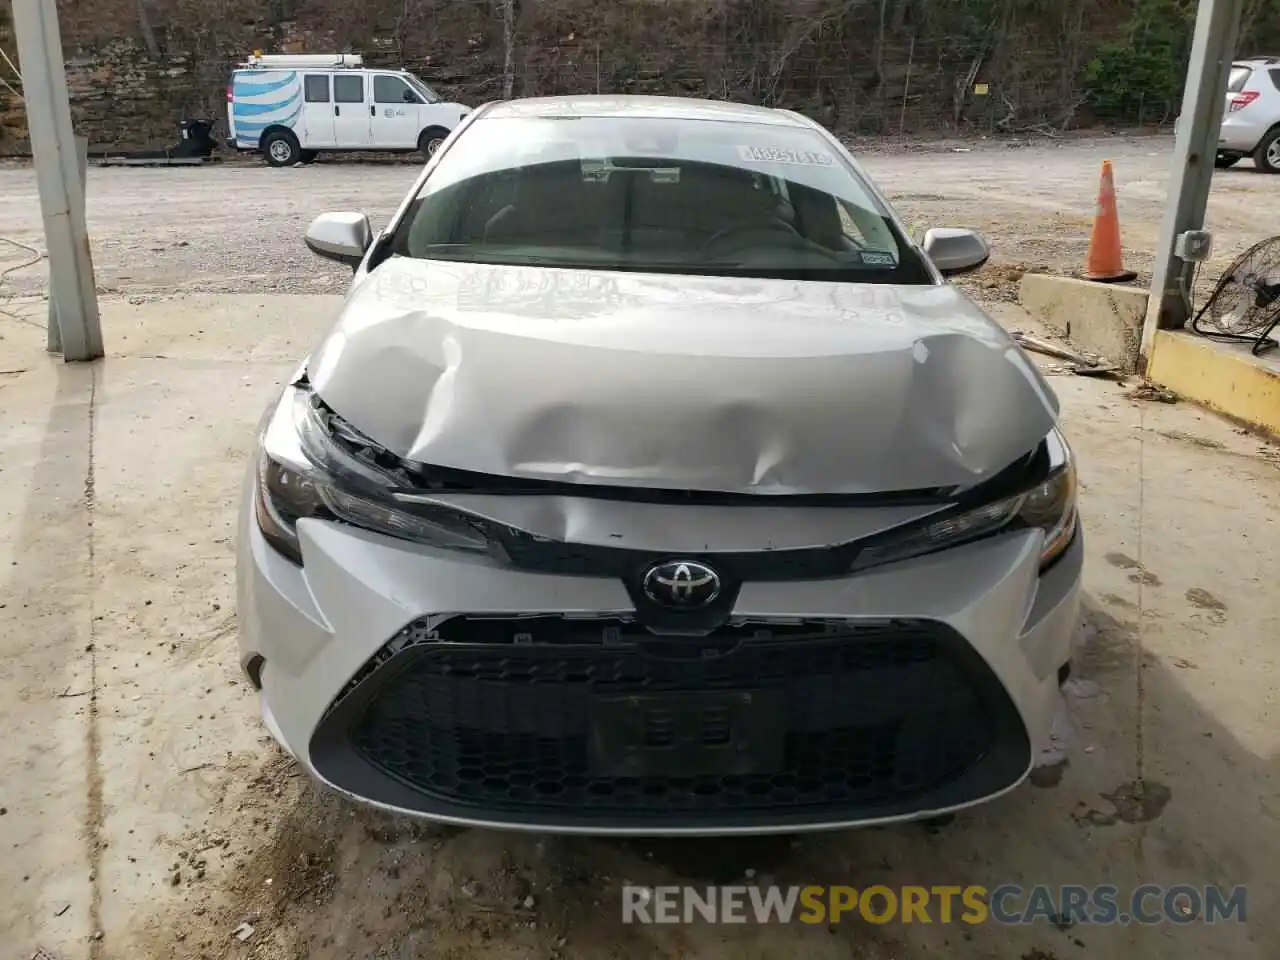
1216, 57, 1280, 172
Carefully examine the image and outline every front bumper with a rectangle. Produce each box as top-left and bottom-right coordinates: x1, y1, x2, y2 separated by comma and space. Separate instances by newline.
237, 467, 1083, 835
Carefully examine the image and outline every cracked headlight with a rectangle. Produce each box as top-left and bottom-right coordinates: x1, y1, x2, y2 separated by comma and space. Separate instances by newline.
851, 429, 1078, 573
253, 385, 489, 564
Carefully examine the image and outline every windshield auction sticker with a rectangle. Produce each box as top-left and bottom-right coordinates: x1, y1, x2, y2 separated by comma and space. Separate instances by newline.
737, 145, 834, 166
860, 251, 897, 265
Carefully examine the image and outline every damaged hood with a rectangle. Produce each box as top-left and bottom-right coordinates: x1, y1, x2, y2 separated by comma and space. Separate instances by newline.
306, 258, 1059, 495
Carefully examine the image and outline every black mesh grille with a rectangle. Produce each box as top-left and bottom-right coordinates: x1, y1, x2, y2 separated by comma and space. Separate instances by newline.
313, 618, 1026, 823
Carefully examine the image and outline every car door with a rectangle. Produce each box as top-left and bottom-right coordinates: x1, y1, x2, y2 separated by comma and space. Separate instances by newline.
332, 73, 373, 148
302, 74, 337, 147
371, 74, 424, 149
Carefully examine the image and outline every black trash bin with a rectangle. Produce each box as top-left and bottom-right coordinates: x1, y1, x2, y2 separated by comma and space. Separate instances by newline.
172, 118, 219, 158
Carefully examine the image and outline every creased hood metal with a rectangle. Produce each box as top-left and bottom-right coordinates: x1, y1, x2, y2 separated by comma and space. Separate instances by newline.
306, 258, 1059, 495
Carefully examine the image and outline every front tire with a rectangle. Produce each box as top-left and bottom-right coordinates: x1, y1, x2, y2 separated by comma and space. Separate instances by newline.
262, 130, 301, 168
418, 126, 451, 160
1253, 128, 1280, 174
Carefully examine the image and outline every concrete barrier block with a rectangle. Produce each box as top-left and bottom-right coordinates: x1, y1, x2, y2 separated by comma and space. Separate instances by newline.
1017, 273, 1148, 373
1148, 330, 1280, 438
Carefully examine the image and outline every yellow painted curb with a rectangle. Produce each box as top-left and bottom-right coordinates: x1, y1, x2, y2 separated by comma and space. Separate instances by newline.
1148, 330, 1280, 437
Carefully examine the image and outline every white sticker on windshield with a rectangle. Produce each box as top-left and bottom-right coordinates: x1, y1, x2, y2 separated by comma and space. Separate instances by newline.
861, 251, 897, 265
737, 145, 834, 166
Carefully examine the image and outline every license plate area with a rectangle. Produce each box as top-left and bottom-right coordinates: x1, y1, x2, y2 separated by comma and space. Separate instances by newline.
588, 690, 785, 778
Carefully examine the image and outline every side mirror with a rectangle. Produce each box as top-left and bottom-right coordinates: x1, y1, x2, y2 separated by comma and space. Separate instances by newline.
305, 212, 372, 268
922, 227, 991, 276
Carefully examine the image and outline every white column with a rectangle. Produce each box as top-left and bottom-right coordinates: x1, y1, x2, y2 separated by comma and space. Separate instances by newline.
47, 135, 88, 354
12, 0, 103, 362
1140, 0, 1244, 370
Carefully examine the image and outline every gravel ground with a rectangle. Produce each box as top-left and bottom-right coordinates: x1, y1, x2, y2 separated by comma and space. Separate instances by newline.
4, 137, 1280, 960
3, 133, 1279, 313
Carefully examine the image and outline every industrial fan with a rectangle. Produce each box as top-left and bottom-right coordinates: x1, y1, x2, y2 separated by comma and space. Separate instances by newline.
1191, 236, 1280, 356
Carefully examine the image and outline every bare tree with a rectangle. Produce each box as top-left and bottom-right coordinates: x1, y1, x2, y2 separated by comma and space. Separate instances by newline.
874, 0, 889, 97
500, 0, 516, 99
137, 0, 162, 58
1053, 0, 1090, 130
396, 0, 434, 63
1239, 0, 1265, 41
762, 0, 864, 105
951, 41, 989, 126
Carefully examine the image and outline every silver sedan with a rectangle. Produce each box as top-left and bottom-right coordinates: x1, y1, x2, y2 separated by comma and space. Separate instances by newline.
236, 95, 1082, 835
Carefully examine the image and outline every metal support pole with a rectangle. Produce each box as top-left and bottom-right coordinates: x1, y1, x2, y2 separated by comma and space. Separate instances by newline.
12, 0, 103, 362
1139, 0, 1243, 371
47, 135, 88, 355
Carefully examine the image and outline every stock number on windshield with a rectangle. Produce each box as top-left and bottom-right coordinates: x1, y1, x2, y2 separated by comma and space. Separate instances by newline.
737, 145, 834, 166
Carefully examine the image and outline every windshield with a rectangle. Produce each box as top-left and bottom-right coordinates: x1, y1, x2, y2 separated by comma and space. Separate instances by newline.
405, 74, 441, 103
388, 115, 932, 283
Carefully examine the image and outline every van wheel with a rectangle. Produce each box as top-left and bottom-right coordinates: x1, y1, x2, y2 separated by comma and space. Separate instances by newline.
418, 126, 451, 159
262, 131, 301, 167
299, 150, 319, 164
1254, 128, 1280, 174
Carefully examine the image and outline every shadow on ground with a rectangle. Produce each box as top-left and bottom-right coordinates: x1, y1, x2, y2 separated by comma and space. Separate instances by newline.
123, 594, 1278, 960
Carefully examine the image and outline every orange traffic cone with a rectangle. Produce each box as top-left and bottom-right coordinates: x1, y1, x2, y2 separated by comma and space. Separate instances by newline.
1084, 160, 1137, 283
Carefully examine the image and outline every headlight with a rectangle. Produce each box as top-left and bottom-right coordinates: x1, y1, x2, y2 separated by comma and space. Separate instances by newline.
253, 386, 490, 564
851, 430, 1078, 573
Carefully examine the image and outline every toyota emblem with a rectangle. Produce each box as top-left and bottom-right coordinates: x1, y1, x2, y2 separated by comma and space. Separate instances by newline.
642, 560, 722, 609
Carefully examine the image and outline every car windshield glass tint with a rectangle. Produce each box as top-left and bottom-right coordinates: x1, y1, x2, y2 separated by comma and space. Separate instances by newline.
406, 75, 440, 103
391, 115, 932, 284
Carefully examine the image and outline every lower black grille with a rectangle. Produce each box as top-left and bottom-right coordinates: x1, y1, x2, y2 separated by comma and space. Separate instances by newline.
310, 617, 1029, 828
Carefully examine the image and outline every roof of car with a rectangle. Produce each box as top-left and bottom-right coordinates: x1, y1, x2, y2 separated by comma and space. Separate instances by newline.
1236, 56, 1280, 66
479, 95, 808, 127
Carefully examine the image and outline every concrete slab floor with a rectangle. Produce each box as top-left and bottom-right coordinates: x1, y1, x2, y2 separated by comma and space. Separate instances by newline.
1, 295, 1277, 960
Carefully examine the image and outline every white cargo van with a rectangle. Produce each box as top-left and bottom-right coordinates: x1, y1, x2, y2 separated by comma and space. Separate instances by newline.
227, 53, 471, 166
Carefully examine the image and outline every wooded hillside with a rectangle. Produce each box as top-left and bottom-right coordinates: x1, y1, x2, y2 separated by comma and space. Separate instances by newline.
2, 0, 1280, 149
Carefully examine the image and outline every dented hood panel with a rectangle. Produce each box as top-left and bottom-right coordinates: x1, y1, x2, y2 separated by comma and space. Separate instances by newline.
306, 258, 1059, 495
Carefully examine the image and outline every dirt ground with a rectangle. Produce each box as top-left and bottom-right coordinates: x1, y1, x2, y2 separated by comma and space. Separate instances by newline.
2, 137, 1280, 960
2, 134, 1279, 307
